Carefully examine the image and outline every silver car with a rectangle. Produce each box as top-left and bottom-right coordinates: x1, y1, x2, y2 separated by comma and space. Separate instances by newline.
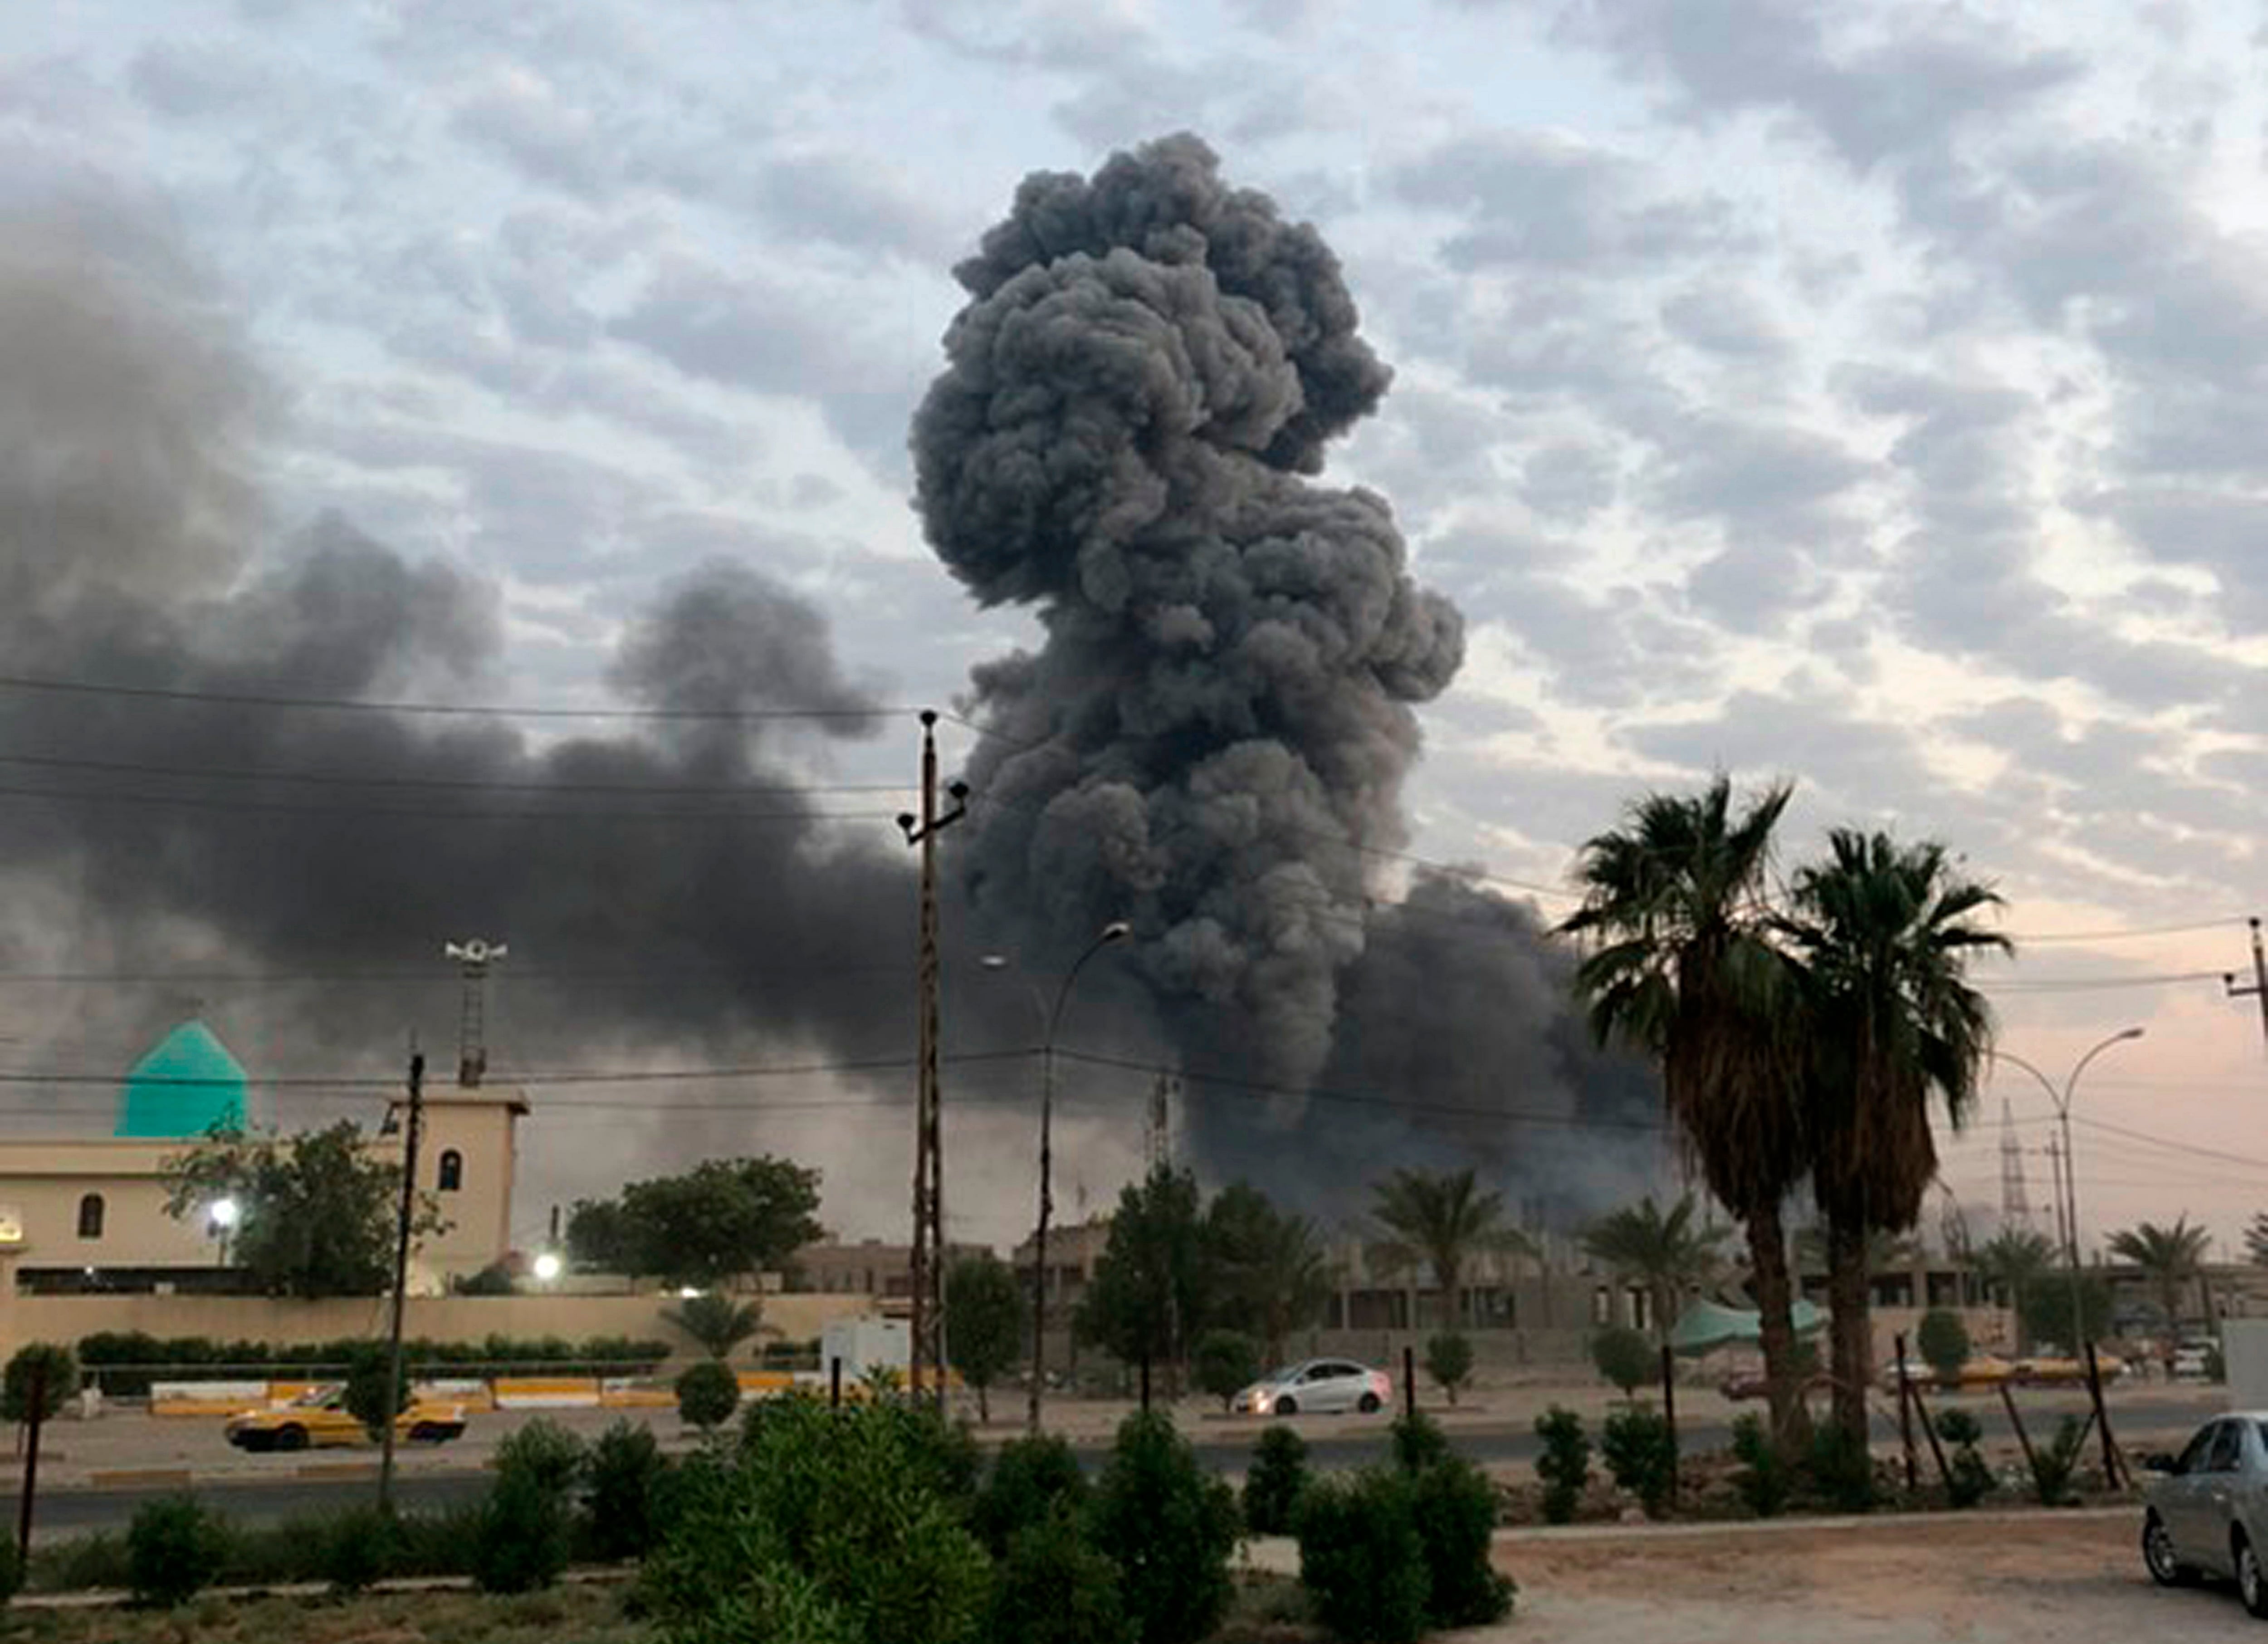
2141, 1412, 2268, 1615
1231, 1359, 1392, 1417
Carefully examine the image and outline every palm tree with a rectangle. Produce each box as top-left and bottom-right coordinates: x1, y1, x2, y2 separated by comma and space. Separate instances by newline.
663, 1291, 767, 1360
1561, 776, 1813, 1448
2246, 1211, 2268, 1267
1205, 1182, 1336, 1364
1779, 829, 2007, 1443
1972, 1227, 2056, 1351
1580, 1193, 1730, 1344
1369, 1167, 1533, 1330
1791, 1223, 1923, 1277
2108, 1217, 2213, 1357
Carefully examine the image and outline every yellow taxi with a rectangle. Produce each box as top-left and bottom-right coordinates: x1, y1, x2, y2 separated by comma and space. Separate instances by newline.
224, 1385, 469, 1452
2011, 1353, 2125, 1386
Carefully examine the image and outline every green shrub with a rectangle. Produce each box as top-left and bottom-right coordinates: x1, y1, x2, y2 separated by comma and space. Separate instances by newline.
582, 1420, 672, 1562
1934, 1409, 1994, 1509
318, 1506, 401, 1595
27, 1531, 132, 1594
471, 1419, 586, 1594
991, 1510, 1136, 1644
972, 1434, 1087, 1556
645, 1395, 992, 1644
1242, 1424, 1309, 1536
1533, 1406, 1590, 1525
2026, 1414, 2087, 1507
1805, 1424, 1876, 1513
1193, 1330, 1261, 1410
1293, 1469, 1429, 1644
2, 1343, 78, 1424
1730, 1414, 1790, 1517
1424, 1331, 1475, 1405
1600, 1405, 1677, 1519
1589, 1325, 1657, 1396
1408, 1454, 1513, 1628
455, 1262, 519, 1297
0, 1531, 20, 1607
126, 1495, 228, 1608
676, 1360, 741, 1431
1389, 1410, 1451, 1474
342, 1343, 407, 1438
1916, 1310, 1970, 1386
1089, 1411, 1238, 1644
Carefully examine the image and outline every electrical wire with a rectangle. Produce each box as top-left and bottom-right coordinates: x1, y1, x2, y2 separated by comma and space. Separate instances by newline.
0, 750, 910, 798
0, 673, 913, 724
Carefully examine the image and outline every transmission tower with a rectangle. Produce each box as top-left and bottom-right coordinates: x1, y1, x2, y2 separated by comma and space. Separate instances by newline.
444, 939, 507, 1088
1145, 1072, 1178, 1171
1998, 1098, 2031, 1229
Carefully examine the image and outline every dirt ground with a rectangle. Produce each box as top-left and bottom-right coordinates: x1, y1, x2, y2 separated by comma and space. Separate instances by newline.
1457, 1509, 2263, 1643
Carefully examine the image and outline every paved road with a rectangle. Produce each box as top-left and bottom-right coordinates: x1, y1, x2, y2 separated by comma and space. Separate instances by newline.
7, 1392, 2215, 1543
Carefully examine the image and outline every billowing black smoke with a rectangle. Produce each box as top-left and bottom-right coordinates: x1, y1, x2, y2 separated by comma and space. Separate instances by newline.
915, 134, 1465, 1093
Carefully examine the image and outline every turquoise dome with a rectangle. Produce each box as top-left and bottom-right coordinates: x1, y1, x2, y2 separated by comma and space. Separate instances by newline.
115, 1021, 248, 1139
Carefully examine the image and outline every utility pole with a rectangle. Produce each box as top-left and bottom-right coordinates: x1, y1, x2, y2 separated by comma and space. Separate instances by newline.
2227, 916, 2268, 1055
378, 1047, 425, 1513
897, 712, 966, 1406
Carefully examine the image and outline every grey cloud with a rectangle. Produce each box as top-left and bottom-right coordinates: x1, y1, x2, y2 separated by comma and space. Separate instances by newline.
128, 39, 284, 121
1660, 282, 1791, 359
1644, 411, 1870, 532
750, 151, 963, 260
449, 74, 616, 201
1519, 439, 1619, 521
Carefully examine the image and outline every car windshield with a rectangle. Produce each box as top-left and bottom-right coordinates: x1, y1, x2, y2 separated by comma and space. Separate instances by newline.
291, 1388, 341, 1408
1264, 1365, 1304, 1384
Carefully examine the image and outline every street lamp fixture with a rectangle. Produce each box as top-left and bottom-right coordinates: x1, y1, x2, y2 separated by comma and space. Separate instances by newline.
1991, 1027, 2146, 1351
531, 1251, 563, 1284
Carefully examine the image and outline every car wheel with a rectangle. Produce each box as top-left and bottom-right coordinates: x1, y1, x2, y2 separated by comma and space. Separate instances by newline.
1358, 1392, 1382, 1414
2142, 1512, 2195, 1587
274, 1424, 309, 1453
2239, 1533, 2268, 1618
1273, 1396, 1298, 1417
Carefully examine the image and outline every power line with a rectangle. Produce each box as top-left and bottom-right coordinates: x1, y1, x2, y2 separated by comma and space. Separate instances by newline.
0, 750, 909, 799
0, 781, 901, 825
0, 673, 911, 724
0, 962, 914, 987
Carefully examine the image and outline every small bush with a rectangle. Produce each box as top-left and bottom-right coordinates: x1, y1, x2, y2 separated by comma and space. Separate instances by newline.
1805, 1424, 1875, 1513
1600, 1404, 1677, 1518
972, 1434, 1088, 1556
2027, 1414, 2087, 1506
28, 1531, 131, 1594
1916, 1310, 1970, 1386
1533, 1406, 1590, 1525
1242, 1424, 1310, 1536
1589, 1325, 1657, 1396
1408, 1454, 1513, 1628
1194, 1329, 1261, 1410
676, 1359, 741, 1431
1424, 1331, 1476, 1406
0, 1532, 20, 1607
470, 1419, 586, 1594
582, 1420, 671, 1562
1089, 1411, 1238, 1644
2, 1343, 78, 1424
342, 1343, 407, 1438
1934, 1409, 1994, 1508
991, 1510, 1136, 1644
126, 1495, 228, 1608
1730, 1413, 1790, 1517
318, 1506, 401, 1595
1294, 1469, 1429, 1644
1389, 1410, 1451, 1474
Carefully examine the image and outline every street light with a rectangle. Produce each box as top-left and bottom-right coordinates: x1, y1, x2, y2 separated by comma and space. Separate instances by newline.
1991, 1027, 2146, 1351
985, 920, 1130, 1435
207, 1196, 240, 1268
531, 1251, 563, 1285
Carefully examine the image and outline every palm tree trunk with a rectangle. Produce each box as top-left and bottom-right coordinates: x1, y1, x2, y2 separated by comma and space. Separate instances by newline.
1746, 1198, 1810, 1454
1825, 1212, 1871, 1443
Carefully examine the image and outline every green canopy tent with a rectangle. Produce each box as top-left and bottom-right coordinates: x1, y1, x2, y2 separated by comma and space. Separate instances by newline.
1667, 1297, 1828, 1357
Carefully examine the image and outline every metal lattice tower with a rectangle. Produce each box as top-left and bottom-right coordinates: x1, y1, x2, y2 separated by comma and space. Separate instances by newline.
1998, 1097, 2031, 1228
1146, 1073, 1177, 1171
444, 939, 507, 1088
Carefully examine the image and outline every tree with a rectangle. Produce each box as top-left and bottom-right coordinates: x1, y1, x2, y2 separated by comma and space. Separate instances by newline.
662, 1292, 767, 1361
2108, 1217, 2213, 1355
1369, 1167, 1532, 1330
946, 1253, 1026, 1423
1973, 1228, 2056, 1351
1193, 1329, 1261, 1410
2019, 1274, 2112, 1354
566, 1156, 822, 1288
342, 1342, 407, 1438
1779, 828, 2006, 1446
161, 1122, 443, 1298
1203, 1182, 1334, 1363
1916, 1309, 1970, 1387
2, 1343, 78, 1424
674, 1360, 740, 1431
1424, 1330, 1475, 1405
1561, 777, 1813, 1450
1589, 1325, 1656, 1397
1580, 1194, 1729, 1344
1075, 1165, 1211, 1377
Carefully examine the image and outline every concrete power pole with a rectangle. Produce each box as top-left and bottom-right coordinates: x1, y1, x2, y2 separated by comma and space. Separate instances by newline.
2227, 916, 2268, 1056
378, 1048, 425, 1513
896, 712, 965, 1406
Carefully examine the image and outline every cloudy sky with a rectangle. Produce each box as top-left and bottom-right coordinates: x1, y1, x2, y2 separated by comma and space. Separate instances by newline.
7, 0, 2266, 1256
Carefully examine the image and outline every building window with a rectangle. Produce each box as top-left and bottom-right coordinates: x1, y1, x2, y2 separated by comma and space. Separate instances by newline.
77, 1194, 104, 1239
437, 1150, 463, 1193
1591, 1284, 1612, 1326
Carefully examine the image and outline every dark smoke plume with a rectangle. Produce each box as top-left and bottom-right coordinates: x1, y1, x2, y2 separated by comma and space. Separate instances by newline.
915, 134, 1465, 1093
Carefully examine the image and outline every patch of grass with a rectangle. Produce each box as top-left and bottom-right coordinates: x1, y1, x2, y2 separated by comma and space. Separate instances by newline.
0, 1582, 648, 1644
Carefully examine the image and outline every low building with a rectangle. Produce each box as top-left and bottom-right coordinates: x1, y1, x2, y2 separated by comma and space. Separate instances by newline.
789, 1238, 993, 1306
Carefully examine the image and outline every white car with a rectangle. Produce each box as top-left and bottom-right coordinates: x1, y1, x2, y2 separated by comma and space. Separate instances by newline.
1232, 1359, 1392, 1417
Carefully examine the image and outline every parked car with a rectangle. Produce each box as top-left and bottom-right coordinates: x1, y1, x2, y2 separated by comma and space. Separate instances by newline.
225, 1385, 468, 1452
2172, 1342, 2218, 1381
1231, 1359, 1392, 1417
1718, 1366, 1832, 1402
2141, 1414, 2268, 1616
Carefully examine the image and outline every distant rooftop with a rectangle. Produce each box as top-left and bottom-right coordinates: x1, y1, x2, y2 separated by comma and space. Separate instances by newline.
115, 1020, 247, 1140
